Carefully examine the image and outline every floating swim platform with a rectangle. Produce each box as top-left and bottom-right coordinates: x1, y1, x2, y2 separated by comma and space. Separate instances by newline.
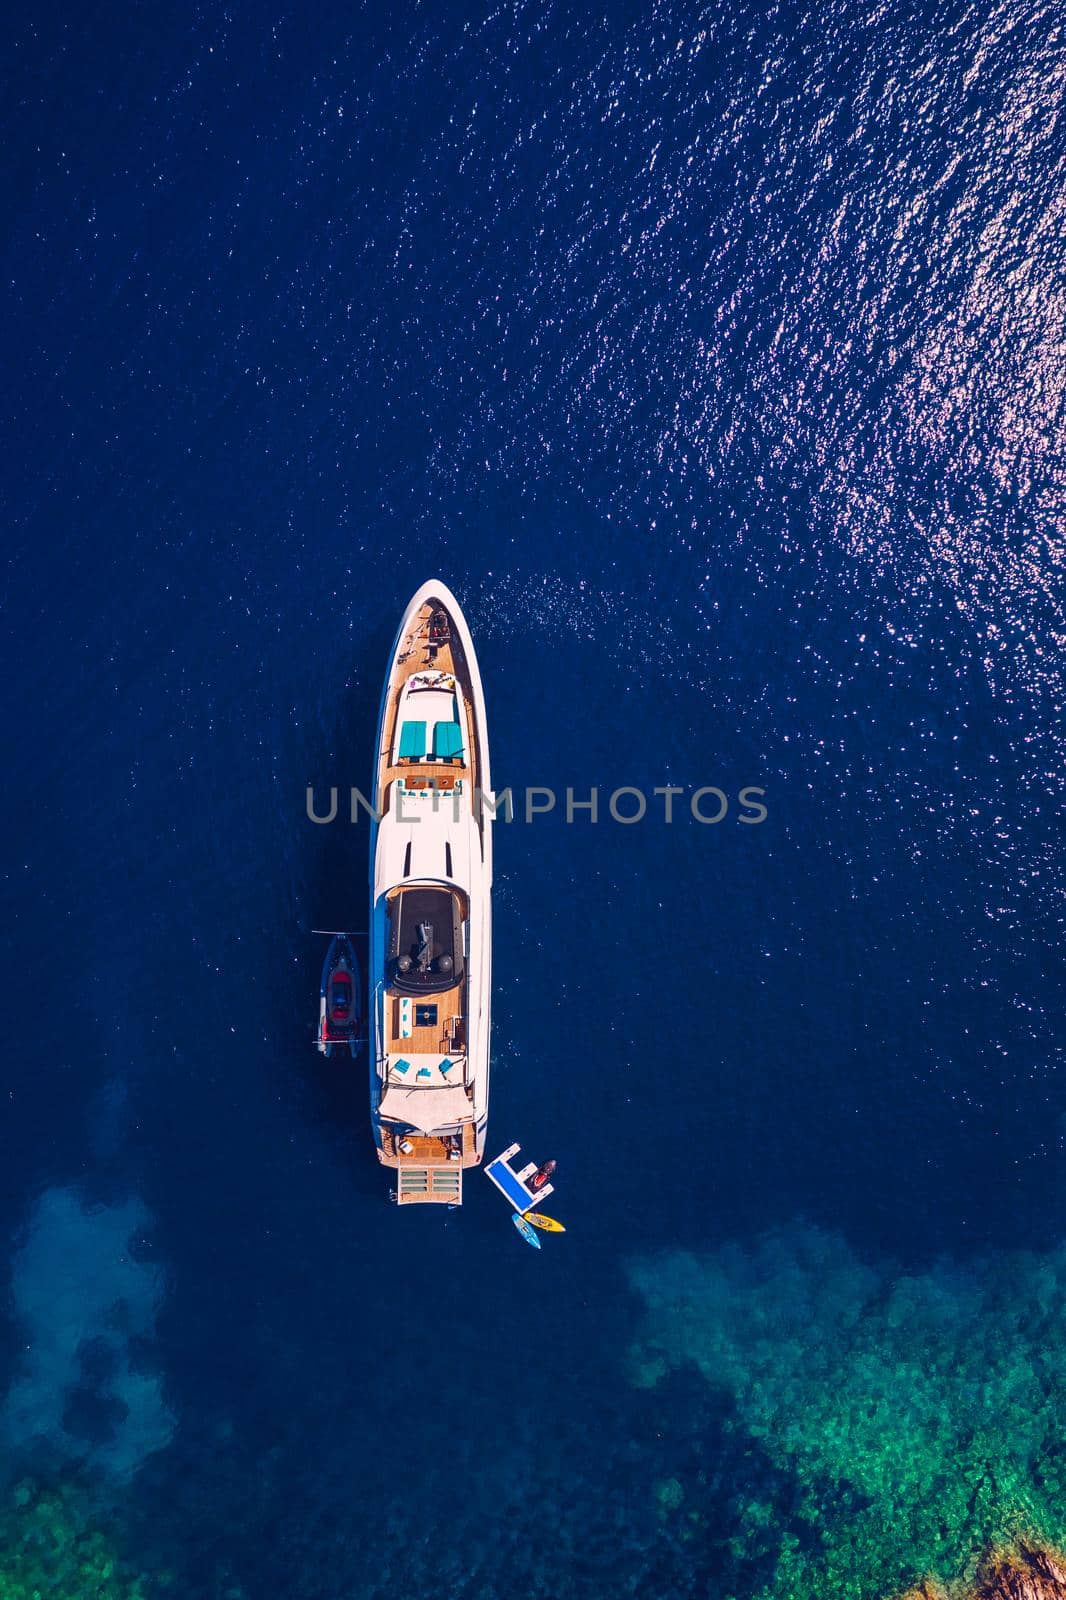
484, 1143, 554, 1211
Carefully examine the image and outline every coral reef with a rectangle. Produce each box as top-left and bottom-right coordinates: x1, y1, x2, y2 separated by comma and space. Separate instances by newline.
628, 1226, 1066, 1600
2, 1188, 174, 1480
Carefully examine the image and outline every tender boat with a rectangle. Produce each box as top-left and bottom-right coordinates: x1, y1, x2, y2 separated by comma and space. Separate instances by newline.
317, 934, 361, 1059
368, 582, 493, 1205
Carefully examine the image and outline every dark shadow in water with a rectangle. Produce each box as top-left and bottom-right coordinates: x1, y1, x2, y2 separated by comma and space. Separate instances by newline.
297, 617, 393, 1165
623, 1363, 870, 1600
126, 1348, 837, 1600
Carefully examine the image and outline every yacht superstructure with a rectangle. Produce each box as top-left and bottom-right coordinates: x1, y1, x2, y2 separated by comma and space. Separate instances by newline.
368, 582, 492, 1205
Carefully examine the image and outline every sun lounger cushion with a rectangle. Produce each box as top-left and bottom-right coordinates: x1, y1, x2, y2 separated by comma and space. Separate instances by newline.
438, 1058, 455, 1076
432, 720, 463, 760
398, 720, 427, 760
393, 1058, 411, 1075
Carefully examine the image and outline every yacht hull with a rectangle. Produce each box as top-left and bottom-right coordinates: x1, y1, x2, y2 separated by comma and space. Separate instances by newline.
368, 582, 492, 1203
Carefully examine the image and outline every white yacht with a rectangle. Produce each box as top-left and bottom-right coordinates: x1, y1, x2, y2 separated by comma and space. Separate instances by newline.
368, 582, 492, 1204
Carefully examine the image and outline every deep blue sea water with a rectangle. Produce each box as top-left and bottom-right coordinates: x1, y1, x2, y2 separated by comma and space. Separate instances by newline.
1, 2, 1063, 1595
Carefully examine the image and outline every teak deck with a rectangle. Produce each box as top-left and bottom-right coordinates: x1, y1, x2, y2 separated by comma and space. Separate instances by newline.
385, 984, 465, 1056
381, 1122, 477, 1163
377, 604, 480, 798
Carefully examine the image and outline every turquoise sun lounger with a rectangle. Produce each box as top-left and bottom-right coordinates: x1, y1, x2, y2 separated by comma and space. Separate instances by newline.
398, 720, 427, 759
433, 720, 464, 760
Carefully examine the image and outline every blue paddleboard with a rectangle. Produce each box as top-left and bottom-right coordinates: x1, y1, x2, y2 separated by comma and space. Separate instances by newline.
512, 1212, 541, 1249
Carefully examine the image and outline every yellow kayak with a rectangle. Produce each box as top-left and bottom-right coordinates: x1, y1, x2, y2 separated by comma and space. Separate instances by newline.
523, 1211, 566, 1233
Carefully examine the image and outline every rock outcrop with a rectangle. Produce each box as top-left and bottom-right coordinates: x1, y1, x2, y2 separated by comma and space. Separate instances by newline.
974, 1546, 1066, 1600
902, 1545, 1066, 1600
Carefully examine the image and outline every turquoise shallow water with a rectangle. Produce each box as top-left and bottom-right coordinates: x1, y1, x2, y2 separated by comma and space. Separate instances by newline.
0, 1, 1063, 1595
